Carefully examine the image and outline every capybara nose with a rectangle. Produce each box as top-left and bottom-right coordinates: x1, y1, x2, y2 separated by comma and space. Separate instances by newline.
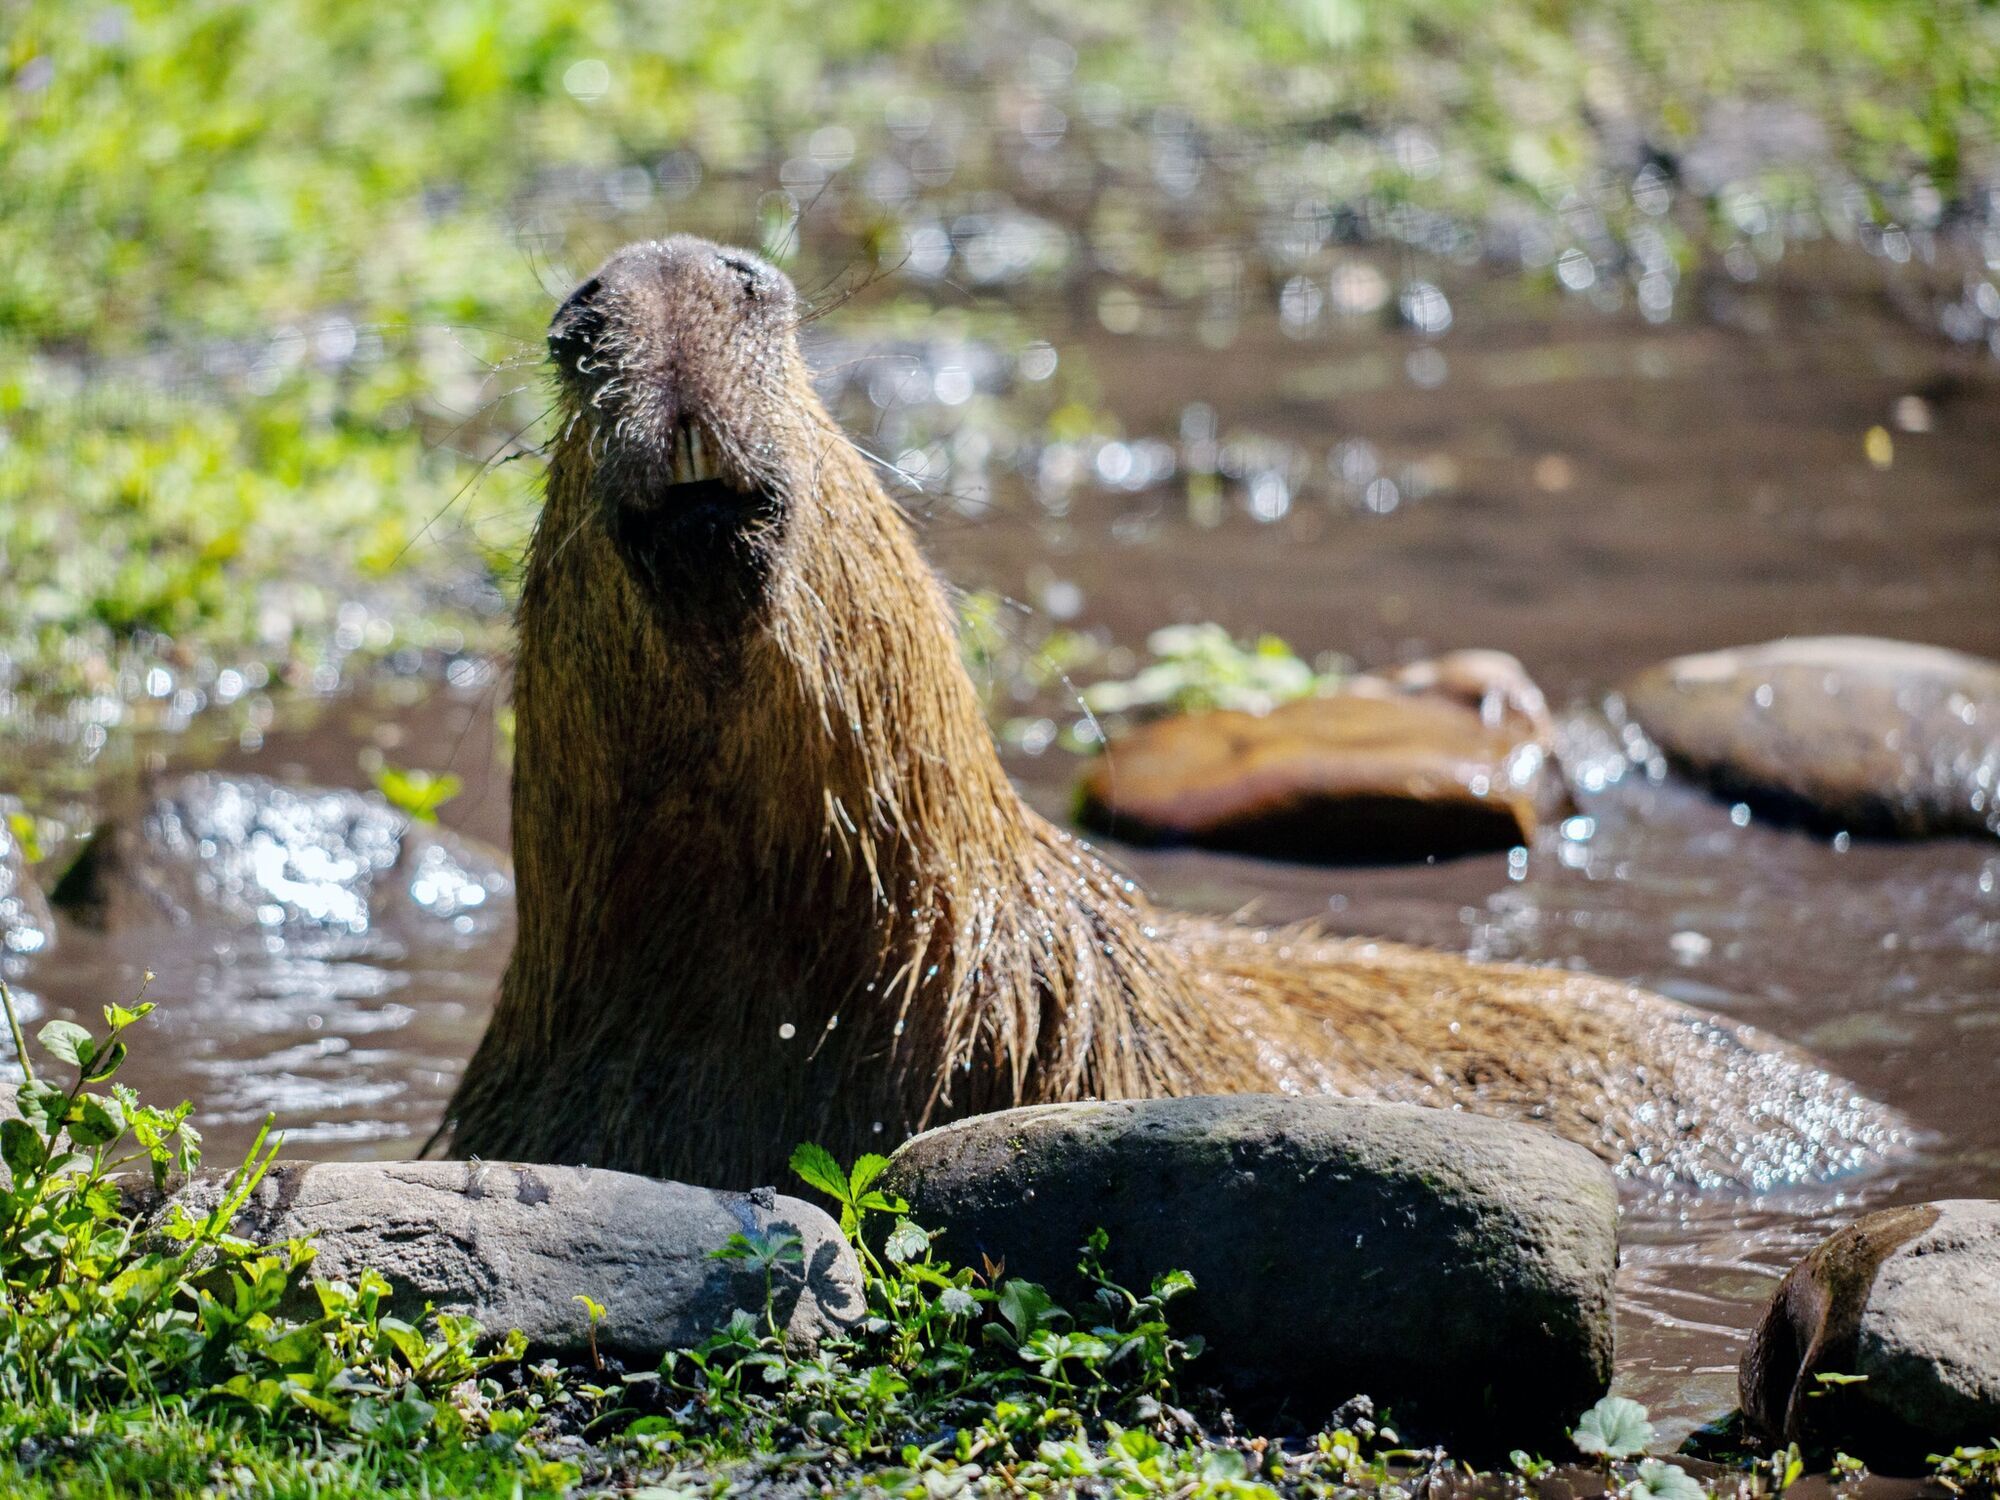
546, 237, 792, 380
547, 273, 607, 372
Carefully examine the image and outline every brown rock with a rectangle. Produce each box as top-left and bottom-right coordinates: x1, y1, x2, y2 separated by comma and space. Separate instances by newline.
1741, 1199, 2000, 1465
1078, 651, 1563, 862
1623, 637, 2000, 838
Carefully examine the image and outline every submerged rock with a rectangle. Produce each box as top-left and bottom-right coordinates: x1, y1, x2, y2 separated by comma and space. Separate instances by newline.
50, 773, 512, 944
882, 1095, 1616, 1448
0, 797, 54, 966
1623, 637, 2000, 838
1078, 651, 1564, 863
148, 1161, 862, 1358
1742, 1199, 2000, 1464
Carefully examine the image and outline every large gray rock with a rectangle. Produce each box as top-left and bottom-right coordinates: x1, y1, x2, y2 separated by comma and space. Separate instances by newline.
150, 1160, 862, 1359
1623, 637, 2000, 838
0, 796, 54, 967
1742, 1200, 2000, 1465
50, 773, 512, 947
882, 1096, 1617, 1447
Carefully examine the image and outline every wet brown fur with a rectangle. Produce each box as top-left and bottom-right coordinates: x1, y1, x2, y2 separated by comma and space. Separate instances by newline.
444, 238, 1898, 1191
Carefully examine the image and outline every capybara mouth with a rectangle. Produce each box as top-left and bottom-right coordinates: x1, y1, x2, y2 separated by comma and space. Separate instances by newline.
593, 415, 782, 613
616, 422, 761, 516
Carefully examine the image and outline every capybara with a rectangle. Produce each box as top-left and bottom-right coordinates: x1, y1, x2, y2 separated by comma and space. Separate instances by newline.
442, 237, 1898, 1191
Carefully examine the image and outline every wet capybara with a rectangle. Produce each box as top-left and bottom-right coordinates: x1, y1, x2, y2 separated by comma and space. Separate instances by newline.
442, 237, 1900, 1190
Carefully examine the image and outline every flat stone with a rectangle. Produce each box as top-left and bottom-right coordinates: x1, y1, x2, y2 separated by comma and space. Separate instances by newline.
50, 773, 512, 945
882, 1095, 1616, 1448
1623, 637, 2000, 838
0, 796, 54, 968
1078, 651, 1563, 863
147, 1160, 862, 1359
1742, 1199, 2000, 1465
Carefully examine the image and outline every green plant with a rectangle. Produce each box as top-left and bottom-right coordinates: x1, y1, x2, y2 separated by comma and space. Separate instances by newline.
1574, 1394, 1656, 1463
1932, 1442, 2000, 1498
0, 978, 546, 1476
1080, 623, 1344, 719
638, 1143, 1209, 1477
374, 765, 466, 823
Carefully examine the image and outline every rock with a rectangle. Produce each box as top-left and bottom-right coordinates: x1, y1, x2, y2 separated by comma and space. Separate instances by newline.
1622, 637, 2000, 838
1741, 1200, 2000, 1465
146, 1160, 862, 1359
882, 1095, 1616, 1447
49, 773, 512, 944
0, 796, 54, 967
1078, 651, 1565, 863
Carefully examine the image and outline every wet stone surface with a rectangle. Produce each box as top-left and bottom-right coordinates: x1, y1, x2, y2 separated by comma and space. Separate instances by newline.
883, 1096, 1618, 1449
1741, 1199, 2000, 1462
0, 797, 54, 973
1622, 637, 2000, 839
144, 1161, 864, 1360
49, 772, 512, 950
1078, 652, 1563, 863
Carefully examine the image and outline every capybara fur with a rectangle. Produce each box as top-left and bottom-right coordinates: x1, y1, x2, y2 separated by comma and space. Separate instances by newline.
443, 237, 1899, 1191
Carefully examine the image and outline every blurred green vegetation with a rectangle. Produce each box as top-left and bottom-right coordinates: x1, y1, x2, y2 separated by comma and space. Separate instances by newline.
2, 0, 1995, 696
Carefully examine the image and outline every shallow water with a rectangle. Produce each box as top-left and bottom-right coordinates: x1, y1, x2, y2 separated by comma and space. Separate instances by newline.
8, 238, 2000, 1445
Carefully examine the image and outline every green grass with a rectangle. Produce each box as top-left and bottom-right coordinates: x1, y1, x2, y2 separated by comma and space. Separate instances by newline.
3, 0, 1998, 703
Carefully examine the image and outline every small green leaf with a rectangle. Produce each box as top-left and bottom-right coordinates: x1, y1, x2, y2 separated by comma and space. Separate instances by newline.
16, 1078, 66, 1127
67, 1094, 125, 1147
1574, 1395, 1654, 1460
846, 1152, 891, 1198
789, 1142, 849, 1203
80, 1039, 127, 1082
1, 1116, 45, 1180
373, 766, 463, 823
1633, 1459, 1707, 1500
883, 1218, 929, 1264
37, 1019, 93, 1069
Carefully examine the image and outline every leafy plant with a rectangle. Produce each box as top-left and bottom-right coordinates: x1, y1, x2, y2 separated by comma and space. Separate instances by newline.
373, 765, 465, 824
1630, 1457, 1708, 1500
1574, 1395, 1656, 1462
1080, 623, 1345, 719
1932, 1441, 2000, 1497
0, 978, 543, 1476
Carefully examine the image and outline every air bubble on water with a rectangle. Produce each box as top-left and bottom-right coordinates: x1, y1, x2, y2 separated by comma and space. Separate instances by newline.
1018, 341, 1058, 381
1398, 282, 1451, 335
1669, 931, 1713, 963
562, 59, 610, 102
1556, 249, 1596, 291
1405, 348, 1447, 388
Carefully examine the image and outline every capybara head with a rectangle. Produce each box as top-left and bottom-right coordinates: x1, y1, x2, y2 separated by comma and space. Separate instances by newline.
545, 236, 827, 620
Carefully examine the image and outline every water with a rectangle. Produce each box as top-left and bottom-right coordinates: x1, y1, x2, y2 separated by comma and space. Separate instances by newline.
6, 209, 1999, 1445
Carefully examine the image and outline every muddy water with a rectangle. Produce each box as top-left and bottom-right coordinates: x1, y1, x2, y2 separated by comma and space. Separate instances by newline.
12, 264, 2000, 1441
